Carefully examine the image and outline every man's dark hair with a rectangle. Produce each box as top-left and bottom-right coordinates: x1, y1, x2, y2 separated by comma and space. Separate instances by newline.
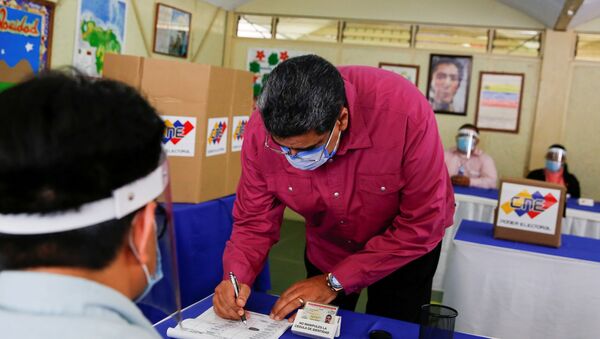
0, 70, 165, 270
432, 57, 464, 82
257, 55, 346, 138
549, 144, 566, 151
459, 123, 479, 134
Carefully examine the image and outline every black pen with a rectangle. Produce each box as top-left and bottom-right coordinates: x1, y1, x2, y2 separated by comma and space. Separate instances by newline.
229, 272, 248, 325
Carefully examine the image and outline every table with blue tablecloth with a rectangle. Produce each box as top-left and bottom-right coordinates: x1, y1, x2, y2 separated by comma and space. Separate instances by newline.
154, 291, 484, 339
452, 185, 600, 238
443, 220, 600, 339
432, 185, 600, 291
139, 195, 271, 323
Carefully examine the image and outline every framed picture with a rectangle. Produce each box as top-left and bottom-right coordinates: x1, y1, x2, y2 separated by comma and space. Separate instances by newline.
153, 3, 191, 58
379, 62, 420, 86
73, 0, 127, 77
247, 48, 309, 97
0, 0, 55, 80
427, 54, 473, 115
494, 178, 566, 248
475, 72, 525, 133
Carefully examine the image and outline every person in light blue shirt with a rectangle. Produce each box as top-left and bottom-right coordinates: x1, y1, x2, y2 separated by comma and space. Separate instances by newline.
0, 71, 171, 338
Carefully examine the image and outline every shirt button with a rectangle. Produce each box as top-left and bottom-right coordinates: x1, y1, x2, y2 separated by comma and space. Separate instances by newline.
340, 220, 345, 224
333, 192, 340, 197
380, 186, 386, 192
288, 186, 293, 192
328, 159, 334, 163
346, 240, 352, 244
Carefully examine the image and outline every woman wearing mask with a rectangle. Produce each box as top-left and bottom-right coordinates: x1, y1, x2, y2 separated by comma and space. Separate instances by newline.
527, 144, 580, 198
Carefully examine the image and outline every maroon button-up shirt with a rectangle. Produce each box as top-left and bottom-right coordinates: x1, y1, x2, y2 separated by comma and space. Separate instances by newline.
223, 66, 455, 294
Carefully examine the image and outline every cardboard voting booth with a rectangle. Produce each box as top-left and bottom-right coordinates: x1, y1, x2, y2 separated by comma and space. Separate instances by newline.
103, 54, 252, 203
494, 178, 566, 247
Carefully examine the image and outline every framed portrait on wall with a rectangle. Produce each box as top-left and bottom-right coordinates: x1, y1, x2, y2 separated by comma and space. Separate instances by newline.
475, 72, 525, 133
247, 48, 309, 97
378, 62, 420, 86
73, 0, 127, 77
0, 0, 55, 87
427, 54, 472, 115
153, 3, 192, 58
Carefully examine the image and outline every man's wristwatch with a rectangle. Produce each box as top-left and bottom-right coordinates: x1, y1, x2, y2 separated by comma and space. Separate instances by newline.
326, 273, 344, 293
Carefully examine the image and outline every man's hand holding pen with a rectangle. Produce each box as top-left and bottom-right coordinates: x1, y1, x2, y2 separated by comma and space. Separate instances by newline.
213, 275, 251, 322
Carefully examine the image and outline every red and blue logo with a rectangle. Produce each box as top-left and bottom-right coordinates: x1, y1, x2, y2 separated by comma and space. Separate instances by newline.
500, 190, 557, 219
234, 119, 247, 141
208, 121, 227, 145
162, 119, 194, 145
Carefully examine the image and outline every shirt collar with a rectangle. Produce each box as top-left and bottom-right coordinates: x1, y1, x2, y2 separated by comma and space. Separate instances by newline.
336, 77, 372, 156
0, 271, 156, 333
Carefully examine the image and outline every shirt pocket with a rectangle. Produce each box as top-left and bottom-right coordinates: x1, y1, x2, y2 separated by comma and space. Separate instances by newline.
266, 175, 314, 214
357, 174, 402, 223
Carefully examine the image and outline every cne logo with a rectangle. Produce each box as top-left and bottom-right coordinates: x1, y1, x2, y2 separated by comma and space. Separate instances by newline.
500, 190, 557, 219
208, 121, 227, 145
233, 119, 247, 141
162, 119, 194, 145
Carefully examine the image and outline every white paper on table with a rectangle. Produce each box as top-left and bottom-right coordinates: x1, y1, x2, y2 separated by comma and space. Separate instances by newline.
166, 306, 292, 339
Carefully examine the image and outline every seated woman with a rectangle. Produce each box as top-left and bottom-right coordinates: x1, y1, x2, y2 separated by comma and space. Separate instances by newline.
527, 144, 580, 198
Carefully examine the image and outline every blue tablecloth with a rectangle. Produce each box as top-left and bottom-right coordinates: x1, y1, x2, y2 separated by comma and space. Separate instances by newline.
452, 185, 600, 213
445, 220, 600, 338
456, 220, 600, 263
154, 292, 483, 339
453, 185, 499, 200
139, 195, 271, 323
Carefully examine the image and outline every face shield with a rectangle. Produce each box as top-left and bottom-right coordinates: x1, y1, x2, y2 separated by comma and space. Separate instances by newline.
545, 147, 566, 172
456, 128, 478, 159
0, 152, 182, 324
546, 147, 566, 163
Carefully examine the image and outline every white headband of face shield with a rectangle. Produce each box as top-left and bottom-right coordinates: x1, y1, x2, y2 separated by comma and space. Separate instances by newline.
548, 147, 567, 158
0, 159, 169, 235
457, 128, 479, 139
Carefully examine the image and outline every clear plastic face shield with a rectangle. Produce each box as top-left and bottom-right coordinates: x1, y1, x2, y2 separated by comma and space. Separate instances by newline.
546, 147, 566, 172
456, 128, 479, 159
0, 152, 182, 324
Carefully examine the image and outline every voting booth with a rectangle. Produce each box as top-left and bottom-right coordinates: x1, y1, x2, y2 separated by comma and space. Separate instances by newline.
103, 54, 253, 204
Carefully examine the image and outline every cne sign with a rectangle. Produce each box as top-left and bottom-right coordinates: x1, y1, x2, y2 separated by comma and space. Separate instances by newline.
494, 178, 565, 247
161, 115, 197, 157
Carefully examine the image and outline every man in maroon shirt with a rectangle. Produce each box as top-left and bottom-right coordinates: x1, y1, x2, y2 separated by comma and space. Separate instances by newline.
213, 55, 454, 323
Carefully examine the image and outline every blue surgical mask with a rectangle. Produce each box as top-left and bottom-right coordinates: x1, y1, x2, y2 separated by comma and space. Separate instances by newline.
129, 227, 164, 303
546, 160, 562, 172
283, 130, 341, 171
457, 136, 474, 154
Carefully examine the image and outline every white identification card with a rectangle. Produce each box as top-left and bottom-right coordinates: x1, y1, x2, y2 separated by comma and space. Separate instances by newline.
301, 302, 339, 323
291, 308, 341, 339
